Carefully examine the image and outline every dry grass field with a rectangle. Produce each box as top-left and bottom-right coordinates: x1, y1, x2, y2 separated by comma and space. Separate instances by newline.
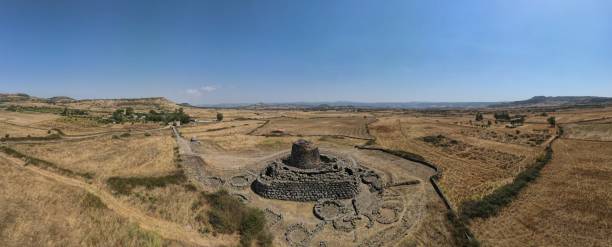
9, 133, 176, 180
369, 115, 543, 207
2, 101, 611, 247
0, 110, 60, 125
563, 121, 612, 141
471, 139, 612, 247
31, 117, 163, 136
0, 155, 174, 247
251, 116, 374, 139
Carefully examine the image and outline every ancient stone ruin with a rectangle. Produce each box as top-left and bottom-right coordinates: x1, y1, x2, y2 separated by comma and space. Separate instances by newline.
288, 139, 321, 169
252, 139, 380, 202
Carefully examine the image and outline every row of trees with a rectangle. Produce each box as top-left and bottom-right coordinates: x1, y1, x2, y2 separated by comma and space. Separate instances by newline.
475, 111, 556, 127
60, 107, 87, 116
110, 107, 191, 124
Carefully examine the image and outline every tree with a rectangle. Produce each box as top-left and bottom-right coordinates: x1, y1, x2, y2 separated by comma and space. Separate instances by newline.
217, 112, 224, 122
61, 107, 68, 116
547, 116, 556, 127
475, 112, 484, 121
494, 111, 510, 121
125, 107, 134, 116
112, 109, 125, 123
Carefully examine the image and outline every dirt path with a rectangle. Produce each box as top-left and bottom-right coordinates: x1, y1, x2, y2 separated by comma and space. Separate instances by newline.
1, 154, 237, 247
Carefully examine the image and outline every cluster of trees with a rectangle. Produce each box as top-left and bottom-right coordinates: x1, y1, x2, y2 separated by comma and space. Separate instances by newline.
493, 111, 511, 121
60, 107, 87, 116
146, 108, 191, 124
110, 107, 191, 124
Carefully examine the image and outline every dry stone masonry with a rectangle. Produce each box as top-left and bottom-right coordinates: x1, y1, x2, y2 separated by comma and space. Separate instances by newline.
252, 139, 381, 202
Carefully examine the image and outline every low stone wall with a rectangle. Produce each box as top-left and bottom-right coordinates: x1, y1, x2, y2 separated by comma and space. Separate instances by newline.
252, 179, 359, 201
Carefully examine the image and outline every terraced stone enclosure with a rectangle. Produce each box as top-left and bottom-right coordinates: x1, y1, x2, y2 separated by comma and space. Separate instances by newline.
252, 139, 378, 201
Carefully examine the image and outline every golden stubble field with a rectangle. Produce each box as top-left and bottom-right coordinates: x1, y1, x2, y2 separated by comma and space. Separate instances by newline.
470, 139, 612, 247
369, 114, 544, 207
10, 133, 177, 180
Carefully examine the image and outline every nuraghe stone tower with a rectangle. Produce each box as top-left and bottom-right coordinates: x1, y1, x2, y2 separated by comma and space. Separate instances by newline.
252, 139, 370, 201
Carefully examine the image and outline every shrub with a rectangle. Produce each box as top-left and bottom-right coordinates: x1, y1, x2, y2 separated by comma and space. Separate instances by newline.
81, 192, 107, 210
216, 112, 224, 122
547, 116, 556, 127
494, 111, 510, 121
144, 132, 151, 137
120, 133, 131, 138
447, 212, 480, 247
106, 171, 187, 195
203, 190, 271, 247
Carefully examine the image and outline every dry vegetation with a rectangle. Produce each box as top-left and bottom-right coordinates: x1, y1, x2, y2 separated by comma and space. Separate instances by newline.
563, 121, 612, 141
0, 156, 173, 247
369, 115, 542, 207
10, 133, 177, 180
2, 99, 611, 246
471, 139, 612, 247
251, 116, 374, 139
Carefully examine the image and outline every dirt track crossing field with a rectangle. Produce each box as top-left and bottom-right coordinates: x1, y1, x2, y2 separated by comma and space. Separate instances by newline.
0, 153, 237, 247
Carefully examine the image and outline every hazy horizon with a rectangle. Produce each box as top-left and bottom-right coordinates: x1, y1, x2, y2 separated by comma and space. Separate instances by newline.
1, 1, 611, 104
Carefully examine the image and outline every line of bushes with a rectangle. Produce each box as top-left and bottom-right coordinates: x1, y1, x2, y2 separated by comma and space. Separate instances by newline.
1, 133, 61, 141
459, 146, 553, 220
0, 146, 94, 179
447, 212, 480, 247
106, 171, 187, 195
202, 190, 272, 247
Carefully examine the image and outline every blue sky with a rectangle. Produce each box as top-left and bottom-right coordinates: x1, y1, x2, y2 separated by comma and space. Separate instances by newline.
1, 0, 611, 104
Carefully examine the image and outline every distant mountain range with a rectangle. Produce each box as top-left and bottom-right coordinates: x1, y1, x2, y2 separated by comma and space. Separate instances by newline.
197, 101, 496, 109
3, 93, 612, 110
199, 96, 612, 109
490, 96, 612, 108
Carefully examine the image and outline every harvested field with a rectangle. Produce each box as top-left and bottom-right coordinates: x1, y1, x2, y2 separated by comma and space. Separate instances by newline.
9, 133, 176, 179
0, 109, 60, 125
563, 122, 612, 141
471, 139, 612, 247
251, 116, 375, 139
459, 127, 552, 146
180, 120, 265, 138
370, 116, 541, 208
32, 117, 163, 136
421, 134, 525, 169
0, 122, 50, 138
